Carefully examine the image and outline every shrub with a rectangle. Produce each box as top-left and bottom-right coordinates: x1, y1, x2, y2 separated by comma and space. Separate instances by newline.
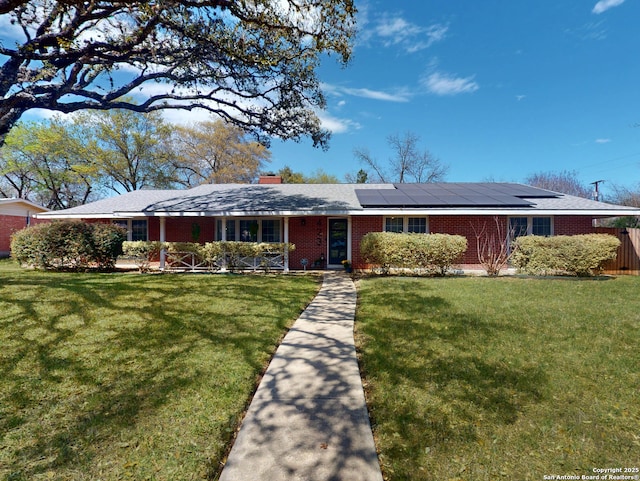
217, 241, 294, 271
360, 232, 468, 275
512, 234, 620, 276
10, 221, 126, 270
90, 223, 127, 269
136, 241, 296, 272
122, 241, 164, 272
10, 223, 52, 268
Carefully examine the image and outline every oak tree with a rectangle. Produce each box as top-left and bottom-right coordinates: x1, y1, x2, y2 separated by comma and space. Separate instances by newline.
0, 118, 97, 208
0, 0, 356, 147
173, 120, 271, 185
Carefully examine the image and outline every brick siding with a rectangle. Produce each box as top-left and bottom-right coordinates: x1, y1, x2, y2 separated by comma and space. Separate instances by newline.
79, 214, 599, 270
553, 216, 593, 235
0, 215, 49, 257
288, 216, 327, 270
352, 216, 383, 269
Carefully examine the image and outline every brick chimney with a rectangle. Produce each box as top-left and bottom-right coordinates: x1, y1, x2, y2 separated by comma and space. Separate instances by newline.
258, 174, 283, 184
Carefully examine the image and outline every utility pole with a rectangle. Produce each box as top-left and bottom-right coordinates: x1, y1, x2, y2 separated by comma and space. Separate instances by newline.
590, 180, 605, 201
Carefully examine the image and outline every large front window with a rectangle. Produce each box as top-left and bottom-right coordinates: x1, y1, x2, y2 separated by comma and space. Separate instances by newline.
509, 216, 553, 238
239, 220, 259, 242
384, 216, 428, 233
217, 218, 281, 242
113, 219, 148, 241
261, 219, 281, 242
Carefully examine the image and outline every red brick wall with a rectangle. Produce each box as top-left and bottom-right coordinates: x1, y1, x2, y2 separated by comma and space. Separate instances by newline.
352, 216, 383, 268
0, 215, 49, 257
288, 216, 327, 269
429, 215, 507, 265
73, 214, 599, 269
553, 216, 593, 235
163, 218, 216, 243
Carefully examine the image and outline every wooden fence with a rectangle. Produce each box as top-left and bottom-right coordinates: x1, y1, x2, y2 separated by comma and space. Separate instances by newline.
595, 227, 640, 275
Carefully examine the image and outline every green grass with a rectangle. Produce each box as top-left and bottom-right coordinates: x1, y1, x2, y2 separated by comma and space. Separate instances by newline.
0, 260, 320, 481
355, 276, 640, 481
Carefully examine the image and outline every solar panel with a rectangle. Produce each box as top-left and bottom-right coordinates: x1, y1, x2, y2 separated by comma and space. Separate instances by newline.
355, 183, 540, 208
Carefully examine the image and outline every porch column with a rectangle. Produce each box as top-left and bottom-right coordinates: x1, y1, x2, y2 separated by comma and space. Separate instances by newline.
220, 218, 227, 272
284, 217, 290, 272
159, 217, 166, 270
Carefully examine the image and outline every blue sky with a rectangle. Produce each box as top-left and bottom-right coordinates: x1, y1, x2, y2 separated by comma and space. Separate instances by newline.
265, 0, 640, 196
10, 0, 640, 198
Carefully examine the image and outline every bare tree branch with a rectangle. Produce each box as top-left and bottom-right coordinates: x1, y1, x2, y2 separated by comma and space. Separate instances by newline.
354, 131, 448, 183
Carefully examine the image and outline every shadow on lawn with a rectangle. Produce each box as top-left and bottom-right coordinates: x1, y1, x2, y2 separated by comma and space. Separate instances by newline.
219, 273, 382, 481
358, 281, 548, 448
0, 271, 317, 480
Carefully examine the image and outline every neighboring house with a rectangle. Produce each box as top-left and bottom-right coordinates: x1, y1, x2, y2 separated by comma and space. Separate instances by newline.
36, 177, 640, 270
0, 198, 50, 257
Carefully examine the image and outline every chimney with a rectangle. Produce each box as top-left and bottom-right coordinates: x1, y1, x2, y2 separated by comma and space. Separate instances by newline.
258, 174, 282, 184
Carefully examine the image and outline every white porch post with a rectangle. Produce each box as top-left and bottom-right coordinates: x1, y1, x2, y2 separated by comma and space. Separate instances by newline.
221, 218, 227, 241
159, 217, 166, 270
284, 217, 290, 272
220, 218, 228, 272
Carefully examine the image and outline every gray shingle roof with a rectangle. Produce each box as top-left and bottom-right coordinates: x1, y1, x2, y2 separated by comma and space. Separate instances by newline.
37, 183, 640, 217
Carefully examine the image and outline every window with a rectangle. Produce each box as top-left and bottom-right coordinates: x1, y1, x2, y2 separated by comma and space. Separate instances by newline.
113, 219, 128, 230
385, 217, 404, 233
239, 220, 258, 242
384, 216, 428, 233
131, 220, 148, 241
509, 217, 529, 238
216, 219, 236, 241
261, 219, 281, 242
219, 218, 281, 242
407, 217, 427, 233
112, 219, 147, 241
532, 217, 552, 236
509, 216, 553, 238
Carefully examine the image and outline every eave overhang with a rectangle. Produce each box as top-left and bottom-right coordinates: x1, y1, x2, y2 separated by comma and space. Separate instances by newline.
34, 207, 640, 219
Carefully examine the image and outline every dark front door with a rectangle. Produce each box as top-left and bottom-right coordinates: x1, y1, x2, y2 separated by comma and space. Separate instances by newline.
328, 218, 348, 265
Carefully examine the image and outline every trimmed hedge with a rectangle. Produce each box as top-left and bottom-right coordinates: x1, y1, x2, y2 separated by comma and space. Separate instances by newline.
122, 241, 165, 272
511, 234, 620, 276
360, 232, 468, 275
123, 241, 295, 272
11, 221, 126, 270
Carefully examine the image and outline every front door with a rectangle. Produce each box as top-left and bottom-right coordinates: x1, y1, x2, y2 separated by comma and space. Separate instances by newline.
328, 218, 348, 265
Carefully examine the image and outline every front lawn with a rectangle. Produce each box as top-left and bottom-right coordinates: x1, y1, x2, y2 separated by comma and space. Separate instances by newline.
0, 261, 320, 481
356, 276, 639, 481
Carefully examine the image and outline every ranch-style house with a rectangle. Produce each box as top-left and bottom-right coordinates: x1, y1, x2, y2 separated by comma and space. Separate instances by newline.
35, 176, 640, 271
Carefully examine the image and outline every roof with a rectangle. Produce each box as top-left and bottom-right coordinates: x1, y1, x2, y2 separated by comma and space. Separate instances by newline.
0, 198, 50, 214
36, 183, 640, 218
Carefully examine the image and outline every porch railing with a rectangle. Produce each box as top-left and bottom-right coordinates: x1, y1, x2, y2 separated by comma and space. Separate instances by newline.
165, 250, 287, 271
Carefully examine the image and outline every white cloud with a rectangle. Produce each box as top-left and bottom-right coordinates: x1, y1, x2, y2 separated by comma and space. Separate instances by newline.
322, 83, 411, 102
370, 13, 448, 53
592, 0, 625, 14
316, 111, 361, 134
376, 16, 419, 39
595, 138, 612, 143
425, 23, 449, 47
422, 72, 479, 96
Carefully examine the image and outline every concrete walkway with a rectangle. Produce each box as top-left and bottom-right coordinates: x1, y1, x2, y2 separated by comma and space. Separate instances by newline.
219, 272, 384, 481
